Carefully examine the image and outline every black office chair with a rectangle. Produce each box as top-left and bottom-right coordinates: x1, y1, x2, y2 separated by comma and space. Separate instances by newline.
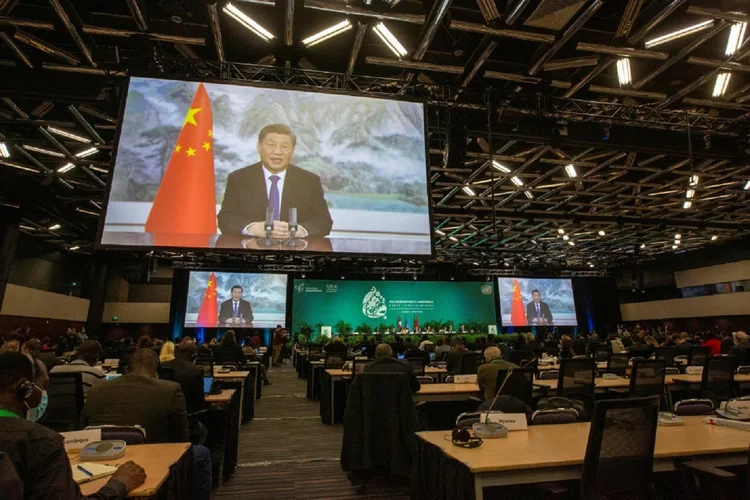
324, 353, 346, 370
157, 366, 176, 381
351, 359, 368, 379
594, 345, 610, 363
213, 350, 243, 365
457, 352, 481, 375
581, 396, 660, 500
39, 372, 84, 432
688, 346, 711, 367
606, 353, 629, 377
509, 349, 535, 367
86, 425, 147, 445
363, 345, 376, 359
424, 343, 436, 354
117, 359, 129, 374
629, 359, 666, 399
557, 358, 596, 417
655, 347, 677, 368
494, 367, 535, 407
194, 358, 214, 376
308, 344, 324, 359
701, 356, 737, 406
407, 357, 426, 376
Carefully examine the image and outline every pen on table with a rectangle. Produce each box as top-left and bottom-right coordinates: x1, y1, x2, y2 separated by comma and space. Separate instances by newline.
77, 465, 94, 477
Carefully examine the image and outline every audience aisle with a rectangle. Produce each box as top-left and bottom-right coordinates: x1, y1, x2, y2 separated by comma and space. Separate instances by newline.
214, 362, 409, 500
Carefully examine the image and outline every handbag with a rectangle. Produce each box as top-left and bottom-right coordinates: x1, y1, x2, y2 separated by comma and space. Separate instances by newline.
537, 396, 587, 419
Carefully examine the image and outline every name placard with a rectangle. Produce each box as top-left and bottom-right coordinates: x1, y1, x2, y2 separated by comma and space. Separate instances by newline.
485, 413, 528, 431
454, 374, 477, 384
61, 429, 102, 452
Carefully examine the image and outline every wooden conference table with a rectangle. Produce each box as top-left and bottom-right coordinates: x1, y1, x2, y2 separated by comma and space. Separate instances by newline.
74, 443, 190, 498
212, 367, 252, 423
416, 416, 750, 500
204, 389, 239, 485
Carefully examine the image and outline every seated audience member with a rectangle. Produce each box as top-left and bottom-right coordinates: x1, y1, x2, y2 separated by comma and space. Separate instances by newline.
136, 335, 153, 350
197, 340, 213, 359
543, 334, 558, 349
40, 337, 53, 352
627, 335, 652, 359
608, 334, 625, 354
446, 338, 469, 373
522, 333, 542, 351
213, 330, 246, 364
571, 338, 588, 358
559, 335, 573, 358
476, 346, 518, 400
84, 349, 212, 500
621, 332, 633, 348
434, 337, 451, 355
0, 351, 146, 499
363, 343, 420, 393
720, 331, 734, 354
404, 342, 430, 366
588, 333, 601, 354
161, 339, 208, 444
418, 337, 434, 351
50, 340, 106, 400
644, 335, 660, 350
158, 341, 175, 363
391, 336, 406, 356
0, 340, 20, 353
243, 345, 271, 386
730, 331, 750, 365
323, 336, 349, 354
701, 332, 722, 357
673, 333, 691, 356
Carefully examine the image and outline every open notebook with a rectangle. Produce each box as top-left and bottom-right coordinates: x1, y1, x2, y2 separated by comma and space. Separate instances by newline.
72, 462, 118, 484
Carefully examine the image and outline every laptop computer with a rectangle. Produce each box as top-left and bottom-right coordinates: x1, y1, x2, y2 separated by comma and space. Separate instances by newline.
203, 376, 215, 395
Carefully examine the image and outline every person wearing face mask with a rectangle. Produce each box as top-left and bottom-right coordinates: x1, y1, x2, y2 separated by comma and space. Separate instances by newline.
0, 352, 147, 499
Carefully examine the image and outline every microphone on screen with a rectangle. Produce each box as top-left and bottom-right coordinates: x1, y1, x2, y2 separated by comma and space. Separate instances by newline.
257, 206, 275, 248
286, 207, 305, 248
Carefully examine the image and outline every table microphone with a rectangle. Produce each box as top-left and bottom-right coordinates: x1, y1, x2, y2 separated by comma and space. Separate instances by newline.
286, 207, 305, 248
257, 206, 275, 248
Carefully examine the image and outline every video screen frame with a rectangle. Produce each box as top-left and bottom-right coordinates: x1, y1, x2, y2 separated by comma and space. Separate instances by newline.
95, 74, 435, 258
497, 277, 578, 327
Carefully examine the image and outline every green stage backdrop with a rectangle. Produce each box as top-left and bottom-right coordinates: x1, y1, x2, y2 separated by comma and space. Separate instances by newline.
291, 280, 496, 336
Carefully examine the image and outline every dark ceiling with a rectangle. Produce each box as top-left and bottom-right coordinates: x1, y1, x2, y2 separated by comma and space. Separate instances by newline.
1, 0, 750, 276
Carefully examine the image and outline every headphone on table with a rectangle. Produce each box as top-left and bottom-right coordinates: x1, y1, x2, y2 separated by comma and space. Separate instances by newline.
451, 428, 483, 449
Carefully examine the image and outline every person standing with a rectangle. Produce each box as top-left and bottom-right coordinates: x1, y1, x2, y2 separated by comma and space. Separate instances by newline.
272, 326, 284, 366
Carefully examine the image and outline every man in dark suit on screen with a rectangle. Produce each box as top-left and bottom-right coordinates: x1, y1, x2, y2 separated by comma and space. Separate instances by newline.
217, 123, 333, 238
526, 289, 553, 325
218, 285, 254, 325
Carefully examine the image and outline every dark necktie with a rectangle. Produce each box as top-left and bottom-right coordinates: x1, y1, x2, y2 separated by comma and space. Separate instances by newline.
536, 303, 540, 318
233, 302, 238, 318
269, 175, 280, 221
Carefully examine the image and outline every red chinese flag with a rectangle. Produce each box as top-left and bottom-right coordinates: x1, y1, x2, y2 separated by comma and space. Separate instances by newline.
196, 272, 218, 327
145, 83, 217, 242
414, 314, 419, 331
510, 278, 527, 327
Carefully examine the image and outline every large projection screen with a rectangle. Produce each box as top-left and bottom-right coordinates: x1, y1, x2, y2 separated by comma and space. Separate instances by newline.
186, 271, 287, 328
99, 77, 431, 256
498, 277, 577, 326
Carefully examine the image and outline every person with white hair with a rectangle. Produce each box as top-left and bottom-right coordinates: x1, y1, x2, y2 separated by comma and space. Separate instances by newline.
476, 346, 518, 400
730, 331, 750, 365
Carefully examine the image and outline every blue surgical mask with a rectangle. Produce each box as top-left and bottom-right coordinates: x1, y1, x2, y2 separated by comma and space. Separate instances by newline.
26, 389, 48, 422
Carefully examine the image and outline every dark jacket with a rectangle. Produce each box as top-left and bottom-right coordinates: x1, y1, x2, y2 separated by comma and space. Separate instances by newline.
730, 343, 750, 365
161, 358, 205, 414
363, 357, 420, 393
526, 301, 553, 323
324, 341, 349, 354
0, 416, 127, 499
218, 299, 254, 324
341, 372, 420, 478
217, 163, 333, 237
446, 347, 469, 373
83, 372, 189, 444
212, 342, 246, 364
404, 347, 430, 367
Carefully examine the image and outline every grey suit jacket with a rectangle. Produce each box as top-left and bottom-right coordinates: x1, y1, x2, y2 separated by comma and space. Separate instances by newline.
82, 372, 189, 444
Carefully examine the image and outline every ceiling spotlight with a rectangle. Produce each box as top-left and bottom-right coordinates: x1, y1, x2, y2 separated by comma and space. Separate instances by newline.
413, 274, 417, 280
504, 261, 510, 267
301, 273, 306, 278
565, 164, 577, 178
675, 234, 681, 239
381, 275, 385, 280
341, 275, 345, 280
524, 190, 534, 199
531, 240, 537, 245
47, 126, 91, 143
616, 58, 631, 86
744, 180, 750, 190
713, 72, 731, 98
373, 22, 408, 58
302, 19, 352, 47
640, 244, 646, 249
510, 176, 523, 186
645, 19, 714, 48
563, 235, 570, 241
74, 147, 98, 158
567, 241, 575, 246
223, 2, 275, 41
69, 246, 80, 251
683, 201, 692, 209
589, 263, 595, 268
492, 161, 510, 173
711, 235, 719, 241
435, 229, 445, 236
57, 163, 75, 173
686, 189, 695, 199
598, 230, 606, 236
672, 244, 678, 249
689, 175, 700, 187
674, 239, 680, 245
0, 143, 9, 158
48, 224, 61, 231
726, 22, 747, 56
558, 228, 565, 234
21, 145, 64, 157
448, 236, 458, 242
462, 185, 476, 196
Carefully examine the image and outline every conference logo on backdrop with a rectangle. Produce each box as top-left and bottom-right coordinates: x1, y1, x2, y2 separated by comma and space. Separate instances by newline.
362, 286, 387, 319
295, 283, 305, 293
480, 284, 493, 295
